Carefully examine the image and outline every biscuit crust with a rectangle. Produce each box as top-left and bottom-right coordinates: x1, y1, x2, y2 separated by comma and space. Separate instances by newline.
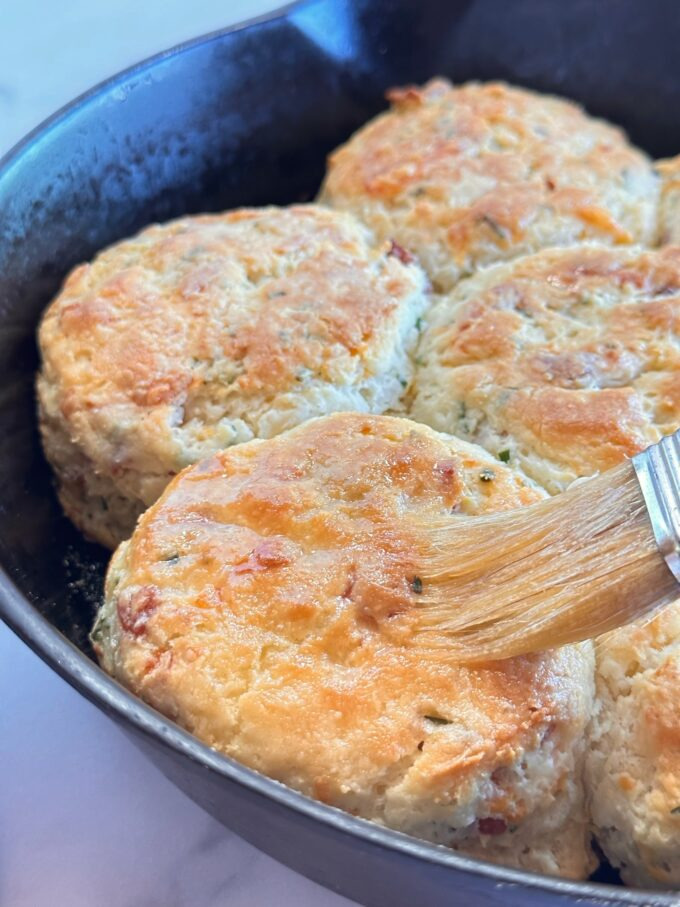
321, 80, 658, 290
94, 413, 595, 878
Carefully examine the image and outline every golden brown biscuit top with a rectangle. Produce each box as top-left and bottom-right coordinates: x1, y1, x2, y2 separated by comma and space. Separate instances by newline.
99, 413, 583, 815
38, 206, 426, 477
321, 80, 657, 288
414, 245, 680, 488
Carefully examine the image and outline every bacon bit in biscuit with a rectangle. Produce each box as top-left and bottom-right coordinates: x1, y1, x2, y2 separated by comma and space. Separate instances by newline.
131, 373, 190, 407
478, 817, 508, 835
434, 458, 462, 494
142, 647, 173, 677
387, 240, 415, 265
117, 585, 161, 637
386, 85, 425, 109
342, 568, 357, 600
232, 539, 292, 575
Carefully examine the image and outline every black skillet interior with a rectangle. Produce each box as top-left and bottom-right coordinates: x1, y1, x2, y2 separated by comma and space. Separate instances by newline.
0, 0, 679, 897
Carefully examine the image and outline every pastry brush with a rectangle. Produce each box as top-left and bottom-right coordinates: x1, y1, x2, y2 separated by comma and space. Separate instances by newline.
411, 429, 680, 662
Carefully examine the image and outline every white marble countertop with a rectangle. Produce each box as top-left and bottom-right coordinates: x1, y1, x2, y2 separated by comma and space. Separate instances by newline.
0, 3, 354, 905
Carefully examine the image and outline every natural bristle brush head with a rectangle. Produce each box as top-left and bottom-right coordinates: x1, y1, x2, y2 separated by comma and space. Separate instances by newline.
409, 441, 680, 663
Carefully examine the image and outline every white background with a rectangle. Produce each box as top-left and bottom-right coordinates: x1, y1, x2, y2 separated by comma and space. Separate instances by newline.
0, 3, 354, 904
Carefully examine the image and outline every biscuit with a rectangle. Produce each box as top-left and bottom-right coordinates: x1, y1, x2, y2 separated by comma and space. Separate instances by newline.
411, 244, 680, 494
657, 155, 680, 244
588, 605, 680, 888
93, 412, 595, 879
320, 80, 658, 290
37, 206, 429, 547
409, 242, 680, 884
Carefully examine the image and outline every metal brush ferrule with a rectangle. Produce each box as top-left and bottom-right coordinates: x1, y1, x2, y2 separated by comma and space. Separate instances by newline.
632, 429, 680, 583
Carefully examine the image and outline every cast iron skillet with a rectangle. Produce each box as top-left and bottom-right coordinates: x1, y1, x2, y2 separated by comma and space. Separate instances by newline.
1, 1, 679, 903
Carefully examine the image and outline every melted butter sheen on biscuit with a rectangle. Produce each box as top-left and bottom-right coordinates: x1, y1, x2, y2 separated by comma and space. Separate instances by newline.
94, 413, 595, 879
